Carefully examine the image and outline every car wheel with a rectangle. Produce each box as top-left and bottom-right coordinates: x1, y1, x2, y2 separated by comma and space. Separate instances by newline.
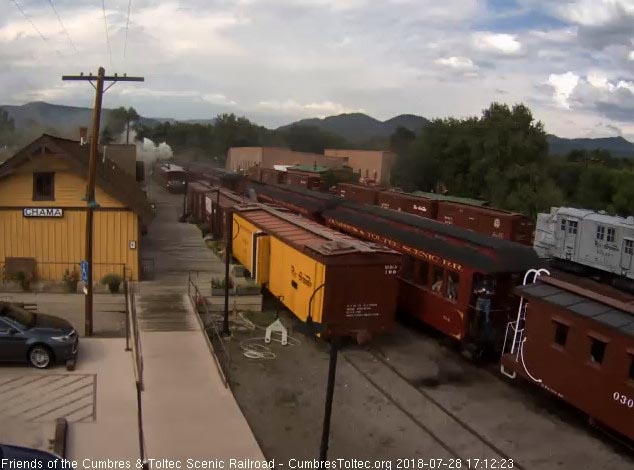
29, 345, 53, 369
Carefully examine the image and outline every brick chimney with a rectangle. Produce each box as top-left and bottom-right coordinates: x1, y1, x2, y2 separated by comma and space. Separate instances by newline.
79, 127, 88, 146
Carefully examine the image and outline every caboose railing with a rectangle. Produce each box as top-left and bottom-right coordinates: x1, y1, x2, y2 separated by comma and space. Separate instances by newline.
500, 268, 550, 379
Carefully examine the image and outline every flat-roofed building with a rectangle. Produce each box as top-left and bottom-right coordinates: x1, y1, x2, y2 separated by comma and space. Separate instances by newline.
226, 147, 346, 172
324, 149, 397, 186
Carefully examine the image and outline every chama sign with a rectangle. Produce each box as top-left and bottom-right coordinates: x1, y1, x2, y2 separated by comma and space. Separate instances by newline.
23, 208, 64, 218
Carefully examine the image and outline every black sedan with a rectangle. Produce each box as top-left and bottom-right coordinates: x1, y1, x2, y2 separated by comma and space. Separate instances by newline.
0, 302, 78, 368
0, 443, 61, 465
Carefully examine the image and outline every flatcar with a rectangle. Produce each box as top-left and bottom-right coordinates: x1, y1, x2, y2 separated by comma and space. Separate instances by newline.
231, 204, 401, 339
321, 203, 541, 352
157, 163, 187, 193
534, 207, 634, 291
501, 273, 634, 441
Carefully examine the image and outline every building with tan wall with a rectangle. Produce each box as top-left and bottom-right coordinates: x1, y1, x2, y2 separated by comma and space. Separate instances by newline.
226, 147, 347, 172
0, 134, 154, 282
324, 149, 397, 186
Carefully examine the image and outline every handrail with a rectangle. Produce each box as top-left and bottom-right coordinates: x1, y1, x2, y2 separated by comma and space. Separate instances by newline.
187, 275, 230, 388
125, 281, 147, 467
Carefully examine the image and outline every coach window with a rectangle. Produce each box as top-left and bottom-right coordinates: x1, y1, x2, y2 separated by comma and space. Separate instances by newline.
446, 271, 459, 301
416, 261, 429, 287
607, 227, 616, 243
629, 354, 634, 381
552, 320, 569, 348
596, 225, 605, 240
560, 218, 567, 231
431, 266, 444, 294
626, 240, 634, 256
589, 336, 607, 364
33, 172, 55, 201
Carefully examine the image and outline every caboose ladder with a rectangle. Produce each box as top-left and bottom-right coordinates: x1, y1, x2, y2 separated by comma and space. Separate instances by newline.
500, 268, 550, 379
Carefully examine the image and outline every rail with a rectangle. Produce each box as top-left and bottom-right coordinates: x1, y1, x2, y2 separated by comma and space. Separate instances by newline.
187, 272, 230, 388
125, 281, 147, 467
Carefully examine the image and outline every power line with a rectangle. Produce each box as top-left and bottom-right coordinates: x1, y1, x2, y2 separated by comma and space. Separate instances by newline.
124, 0, 132, 58
45, 0, 77, 52
101, 0, 113, 67
9, 0, 48, 43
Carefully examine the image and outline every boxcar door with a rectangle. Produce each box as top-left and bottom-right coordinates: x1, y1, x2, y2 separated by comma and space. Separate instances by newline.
621, 238, 633, 273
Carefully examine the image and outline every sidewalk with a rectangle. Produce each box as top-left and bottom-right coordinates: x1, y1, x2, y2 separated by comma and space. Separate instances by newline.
138, 294, 264, 460
65, 338, 138, 460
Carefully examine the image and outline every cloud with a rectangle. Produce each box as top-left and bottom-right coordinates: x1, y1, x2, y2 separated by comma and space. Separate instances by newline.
435, 56, 477, 70
629, 50, 634, 60
548, 72, 580, 108
202, 94, 237, 106
257, 100, 365, 118
473, 33, 522, 55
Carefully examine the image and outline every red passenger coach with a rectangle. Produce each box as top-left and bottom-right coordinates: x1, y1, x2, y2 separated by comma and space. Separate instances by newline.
322, 204, 541, 350
501, 275, 634, 441
437, 202, 535, 245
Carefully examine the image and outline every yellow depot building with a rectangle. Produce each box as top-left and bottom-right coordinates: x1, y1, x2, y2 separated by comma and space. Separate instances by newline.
0, 134, 154, 282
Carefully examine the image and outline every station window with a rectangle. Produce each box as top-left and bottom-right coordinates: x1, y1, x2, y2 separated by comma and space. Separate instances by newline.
607, 227, 616, 243
33, 172, 55, 201
596, 225, 605, 240
553, 321, 569, 347
625, 240, 634, 256
431, 266, 444, 294
416, 261, 429, 287
589, 337, 607, 364
568, 220, 578, 235
560, 218, 567, 231
446, 271, 459, 301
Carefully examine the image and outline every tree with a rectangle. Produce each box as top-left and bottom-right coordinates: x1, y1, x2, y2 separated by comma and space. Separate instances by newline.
106, 106, 140, 143
0, 110, 16, 148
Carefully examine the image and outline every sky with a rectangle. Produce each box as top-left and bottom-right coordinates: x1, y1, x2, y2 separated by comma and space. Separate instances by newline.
0, 0, 633, 139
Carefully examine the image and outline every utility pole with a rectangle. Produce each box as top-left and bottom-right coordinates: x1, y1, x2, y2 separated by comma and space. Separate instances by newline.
319, 337, 340, 461
62, 68, 144, 336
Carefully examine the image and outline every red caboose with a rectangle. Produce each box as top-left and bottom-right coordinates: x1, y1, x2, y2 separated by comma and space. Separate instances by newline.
501, 274, 634, 441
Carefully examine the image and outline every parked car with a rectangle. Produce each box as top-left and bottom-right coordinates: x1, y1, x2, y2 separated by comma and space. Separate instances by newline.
0, 443, 61, 464
0, 302, 78, 369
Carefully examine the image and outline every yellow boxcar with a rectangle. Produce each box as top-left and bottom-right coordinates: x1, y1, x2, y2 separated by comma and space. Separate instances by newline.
232, 207, 401, 338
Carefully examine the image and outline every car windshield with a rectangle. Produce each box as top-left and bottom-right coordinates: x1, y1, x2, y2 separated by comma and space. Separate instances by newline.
0, 304, 36, 329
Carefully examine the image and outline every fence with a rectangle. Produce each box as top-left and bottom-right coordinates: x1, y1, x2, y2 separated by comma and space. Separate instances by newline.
187, 273, 230, 387
125, 281, 147, 467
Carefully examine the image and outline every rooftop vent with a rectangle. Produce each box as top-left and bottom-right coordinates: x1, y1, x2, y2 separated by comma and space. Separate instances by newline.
626, 216, 634, 225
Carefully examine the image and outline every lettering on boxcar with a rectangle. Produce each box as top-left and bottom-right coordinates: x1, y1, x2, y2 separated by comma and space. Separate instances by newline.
345, 303, 379, 317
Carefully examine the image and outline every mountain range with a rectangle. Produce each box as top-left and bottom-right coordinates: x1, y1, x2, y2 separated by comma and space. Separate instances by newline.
2, 101, 633, 157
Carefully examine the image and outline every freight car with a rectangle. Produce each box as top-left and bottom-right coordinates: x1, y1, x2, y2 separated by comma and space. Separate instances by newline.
377, 190, 438, 219
322, 203, 541, 353
185, 181, 213, 222
231, 204, 401, 339
437, 202, 535, 245
247, 182, 337, 222
501, 273, 634, 441
157, 163, 187, 193
534, 207, 634, 291
204, 187, 248, 240
334, 182, 383, 205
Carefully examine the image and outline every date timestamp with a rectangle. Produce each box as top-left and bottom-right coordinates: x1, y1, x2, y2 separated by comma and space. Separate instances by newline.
396, 459, 514, 469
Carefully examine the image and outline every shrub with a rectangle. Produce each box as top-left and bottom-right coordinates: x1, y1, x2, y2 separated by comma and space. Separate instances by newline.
101, 273, 123, 293
211, 277, 234, 289
8, 271, 33, 291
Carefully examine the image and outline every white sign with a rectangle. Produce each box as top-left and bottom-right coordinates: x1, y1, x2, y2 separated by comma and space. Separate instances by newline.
23, 208, 64, 218
129, 240, 137, 250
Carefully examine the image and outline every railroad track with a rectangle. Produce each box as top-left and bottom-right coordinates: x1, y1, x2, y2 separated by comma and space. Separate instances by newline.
343, 349, 525, 470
